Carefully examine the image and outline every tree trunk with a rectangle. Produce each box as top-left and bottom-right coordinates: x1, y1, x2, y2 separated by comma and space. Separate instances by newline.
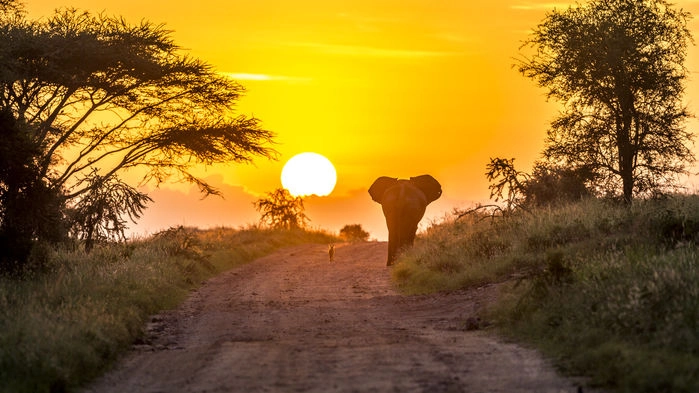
618, 128, 635, 203
621, 166, 634, 204
617, 85, 636, 204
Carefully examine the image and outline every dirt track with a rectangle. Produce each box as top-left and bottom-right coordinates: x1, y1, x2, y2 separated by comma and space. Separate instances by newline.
84, 242, 586, 393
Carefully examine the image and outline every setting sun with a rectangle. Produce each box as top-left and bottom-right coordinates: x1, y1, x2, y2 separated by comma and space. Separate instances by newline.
281, 152, 337, 197
7, 2, 699, 391
31, 0, 699, 239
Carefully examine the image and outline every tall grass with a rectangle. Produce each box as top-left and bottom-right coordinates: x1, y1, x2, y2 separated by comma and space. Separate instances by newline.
394, 196, 699, 393
0, 226, 336, 393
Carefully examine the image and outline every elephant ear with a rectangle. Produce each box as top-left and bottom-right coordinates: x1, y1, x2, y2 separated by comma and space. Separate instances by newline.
369, 176, 398, 203
410, 175, 442, 204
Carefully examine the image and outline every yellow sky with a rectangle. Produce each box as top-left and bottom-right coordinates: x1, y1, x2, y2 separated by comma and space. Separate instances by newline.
25, 0, 699, 239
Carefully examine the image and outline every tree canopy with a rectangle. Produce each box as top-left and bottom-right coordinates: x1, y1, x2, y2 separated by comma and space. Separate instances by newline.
254, 188, 309, 230
0, 1, 276, 268
517, 0, 694, 202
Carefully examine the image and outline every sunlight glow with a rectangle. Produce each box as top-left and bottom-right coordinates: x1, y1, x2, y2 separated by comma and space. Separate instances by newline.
222, 72, 312, 83
281, 153, 337, 197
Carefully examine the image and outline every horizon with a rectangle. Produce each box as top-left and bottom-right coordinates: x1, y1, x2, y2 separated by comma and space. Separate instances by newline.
26, 0, 699, 240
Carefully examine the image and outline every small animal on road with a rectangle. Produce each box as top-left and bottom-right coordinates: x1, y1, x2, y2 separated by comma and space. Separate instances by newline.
328, 244, 335, 262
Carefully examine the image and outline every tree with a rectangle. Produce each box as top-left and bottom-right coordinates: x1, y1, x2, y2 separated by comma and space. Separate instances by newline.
254, 188, 309, 230
0, 108, 67, 270
0, 0, 20, 14
524, 162, 594, 206
517, 0, 694, 203
339, 224, 370, 242
0, 2, 275, 266
486, 157, 528, 211
486, 157, 594, 209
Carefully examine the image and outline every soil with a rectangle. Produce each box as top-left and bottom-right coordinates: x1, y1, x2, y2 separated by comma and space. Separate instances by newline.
84, 242, 590, 393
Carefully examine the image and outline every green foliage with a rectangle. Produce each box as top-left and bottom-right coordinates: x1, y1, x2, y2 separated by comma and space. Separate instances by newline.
497, 246, 699, 393
254, 188, 309, 230
0, 226, 336, 393
339, 224, 370, 242
394, 196, 699, 392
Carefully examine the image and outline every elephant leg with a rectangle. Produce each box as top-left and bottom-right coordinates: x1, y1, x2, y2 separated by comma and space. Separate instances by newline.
386, 220, 420, 266
387, 231, 399, 266
397, 223, 418, 252
405, 226, 418, 247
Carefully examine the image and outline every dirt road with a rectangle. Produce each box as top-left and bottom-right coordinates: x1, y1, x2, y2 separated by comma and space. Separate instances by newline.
85, 242, 585, 393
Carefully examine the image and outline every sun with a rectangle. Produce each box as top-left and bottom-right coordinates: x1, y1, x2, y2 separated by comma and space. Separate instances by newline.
281, 152, 337, 197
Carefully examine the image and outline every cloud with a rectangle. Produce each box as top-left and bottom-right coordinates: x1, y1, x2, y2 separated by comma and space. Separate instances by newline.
129, 181, 260, 237
334, 12, 400, 33
127, 180, 474, 242
287, 42, 459, 59
431, 32, 474, 44
221, 72, 312, 83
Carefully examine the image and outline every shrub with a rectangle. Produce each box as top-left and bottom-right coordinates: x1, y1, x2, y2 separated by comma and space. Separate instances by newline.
339, 224, 370, 242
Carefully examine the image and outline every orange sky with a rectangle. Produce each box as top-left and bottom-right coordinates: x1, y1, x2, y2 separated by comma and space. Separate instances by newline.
26, 0, 699, 240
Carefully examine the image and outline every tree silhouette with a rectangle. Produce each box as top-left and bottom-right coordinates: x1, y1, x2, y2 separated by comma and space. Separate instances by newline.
0, 2, 276, 267
517, 0, 694, 203
254, 189, 309, 230
339, 224, 370, 242
486, 157, 528, 211
486, 157, 596, 209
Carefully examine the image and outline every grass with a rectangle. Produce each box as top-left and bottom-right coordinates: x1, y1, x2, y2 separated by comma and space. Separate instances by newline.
0, 226, 336, 393
393, 195, 699, 393
5, 198, 697, 393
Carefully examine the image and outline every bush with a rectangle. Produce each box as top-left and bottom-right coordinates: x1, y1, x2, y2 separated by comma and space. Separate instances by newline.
339, 224, 370, 242
525, 163, 594, 206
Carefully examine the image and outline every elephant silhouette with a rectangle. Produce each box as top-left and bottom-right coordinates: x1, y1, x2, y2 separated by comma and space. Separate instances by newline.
369, 175, 442, 266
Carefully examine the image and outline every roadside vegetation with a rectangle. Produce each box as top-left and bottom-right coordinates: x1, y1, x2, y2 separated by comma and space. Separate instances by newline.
387, 2, 696, 390
393, 195, 699, 393
2, 0, 697, 392
0, 226, 337, 393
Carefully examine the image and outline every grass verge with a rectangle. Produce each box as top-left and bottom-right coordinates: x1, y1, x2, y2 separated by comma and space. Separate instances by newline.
393, 196, 699, 393
0, 226, 336, 393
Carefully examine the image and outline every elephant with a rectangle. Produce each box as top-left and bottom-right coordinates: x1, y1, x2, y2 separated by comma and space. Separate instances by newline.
369, 175, 442, 266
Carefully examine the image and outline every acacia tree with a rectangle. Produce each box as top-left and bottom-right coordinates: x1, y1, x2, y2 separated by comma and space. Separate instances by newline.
254, 188, 309, 230
0, 2, 275, 266
517, 0, 694, 203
